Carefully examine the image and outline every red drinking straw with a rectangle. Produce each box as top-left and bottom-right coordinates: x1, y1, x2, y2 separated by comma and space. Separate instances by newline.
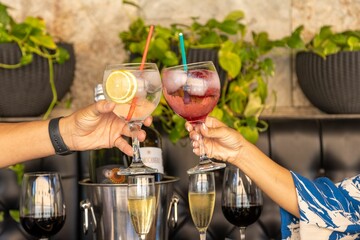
126, 25, 155, 121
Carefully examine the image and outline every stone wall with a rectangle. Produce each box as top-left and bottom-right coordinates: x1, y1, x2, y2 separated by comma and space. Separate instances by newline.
2, 0, 360, 115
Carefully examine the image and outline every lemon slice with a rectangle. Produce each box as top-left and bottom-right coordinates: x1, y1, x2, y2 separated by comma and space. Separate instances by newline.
105, 70, 137, 103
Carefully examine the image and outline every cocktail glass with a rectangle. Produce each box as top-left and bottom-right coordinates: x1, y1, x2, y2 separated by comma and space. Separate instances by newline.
102, 62, 162, 175
162, 61, 226, 174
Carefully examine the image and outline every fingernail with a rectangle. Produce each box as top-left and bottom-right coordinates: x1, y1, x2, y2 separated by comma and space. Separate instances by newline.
195, 134, 200, 141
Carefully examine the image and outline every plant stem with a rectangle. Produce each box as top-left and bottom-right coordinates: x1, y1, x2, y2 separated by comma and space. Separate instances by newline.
43, 55, 57, 120
0, 62, 22, 69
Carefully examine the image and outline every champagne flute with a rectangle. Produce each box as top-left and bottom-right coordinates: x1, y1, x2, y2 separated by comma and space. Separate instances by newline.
127, 175, 156, 240
162, 61, 226, 174
20, 172, 66, 240
221, 165, 263, 240
188, 172, 216, 240
102, 62, 162, 175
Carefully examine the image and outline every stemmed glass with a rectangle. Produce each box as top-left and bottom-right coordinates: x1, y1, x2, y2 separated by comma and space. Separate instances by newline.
102, 62, 162, 175
127, 175, 156, 240
20, 172, 66, 240
188, 172, 216, 240
162, 61, 226, 174
221, 165, 263, 240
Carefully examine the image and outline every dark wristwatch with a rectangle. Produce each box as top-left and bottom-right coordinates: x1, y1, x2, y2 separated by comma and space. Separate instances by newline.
48, 117, 73, 155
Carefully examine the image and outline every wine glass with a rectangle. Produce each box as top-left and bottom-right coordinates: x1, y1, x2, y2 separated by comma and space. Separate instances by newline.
221, 165, 263, 240
188, 172, 216, 240
162, 61, 226, 174
20, 172, 66, 240
127, 175, 156, 240
102, 62, 162, 175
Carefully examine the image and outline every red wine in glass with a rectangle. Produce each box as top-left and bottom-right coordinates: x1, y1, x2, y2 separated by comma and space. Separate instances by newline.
162, 61, 226, 174
222, 205, 262, 228
221, 165, 263, 240
20, 215, 66, 238
20, 172, 66, 240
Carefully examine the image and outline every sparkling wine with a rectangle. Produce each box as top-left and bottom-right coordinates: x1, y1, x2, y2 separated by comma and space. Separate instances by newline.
188, 191, 216, 231
128, 196, 156, 235
222, 205, 262, 227
20, 215, 66, 238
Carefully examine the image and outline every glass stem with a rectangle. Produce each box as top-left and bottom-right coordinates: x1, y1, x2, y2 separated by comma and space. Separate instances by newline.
129, 122, 143, 165
199, 231, 206, 240
239, 227, 246, 240
197, 122, 210, 163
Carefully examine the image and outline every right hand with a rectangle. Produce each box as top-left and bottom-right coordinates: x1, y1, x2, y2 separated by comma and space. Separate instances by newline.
186, 117, 246, 164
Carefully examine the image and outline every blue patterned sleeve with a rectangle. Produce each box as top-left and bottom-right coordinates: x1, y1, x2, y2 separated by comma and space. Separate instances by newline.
280, 172, 360, 240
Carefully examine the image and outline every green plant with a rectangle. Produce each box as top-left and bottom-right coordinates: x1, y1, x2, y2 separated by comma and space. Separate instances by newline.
285, 25, 360, 58
120, 10, 288, 144
0, 2, 70, 119
0, 163, 24, 223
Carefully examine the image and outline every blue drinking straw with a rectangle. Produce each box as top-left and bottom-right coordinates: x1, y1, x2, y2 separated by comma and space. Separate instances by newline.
179, 33, 188, 72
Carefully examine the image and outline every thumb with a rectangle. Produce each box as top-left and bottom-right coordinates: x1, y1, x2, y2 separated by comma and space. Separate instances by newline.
95, 100, 115, 115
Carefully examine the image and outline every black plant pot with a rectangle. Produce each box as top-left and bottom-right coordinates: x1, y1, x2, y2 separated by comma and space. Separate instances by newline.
295, 51, 360, 114
0, 43, 76, 117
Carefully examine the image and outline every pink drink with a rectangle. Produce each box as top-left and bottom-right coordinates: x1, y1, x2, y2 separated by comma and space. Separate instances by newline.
163, 69, 220, 122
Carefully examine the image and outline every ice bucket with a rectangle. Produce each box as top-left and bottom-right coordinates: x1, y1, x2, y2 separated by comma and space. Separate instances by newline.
79, 176, 179, 240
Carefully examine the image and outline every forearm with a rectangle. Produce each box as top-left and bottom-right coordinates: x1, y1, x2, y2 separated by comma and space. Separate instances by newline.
0, 120, 55, 167
232, 141, 300, 217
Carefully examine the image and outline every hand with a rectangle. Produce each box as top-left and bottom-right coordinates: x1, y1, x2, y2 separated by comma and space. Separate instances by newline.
186, 117, 245, 164
62, 100, 152, 156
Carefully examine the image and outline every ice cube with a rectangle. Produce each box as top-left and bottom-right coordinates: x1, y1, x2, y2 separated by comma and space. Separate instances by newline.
144, 71, 162, 93
135, 77, 147, 98
163, 70, 187, 94
186, 76, 208, 96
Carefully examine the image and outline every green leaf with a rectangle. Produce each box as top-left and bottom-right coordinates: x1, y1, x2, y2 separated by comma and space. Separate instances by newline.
29, 34, 57, 49
209, 106, 224, 119
0, 3, 12, 28
218, 20, 239, 35
244, 93, 264, 118
224, 10, 245, 22
198, 31, 221, 46
20, 54, 33, 65
219, 41, 241, 79
285, 26, 306, 49
347, 36, 360, 50
57, 47, 70, 64
0, 28, 11, 42
8, 163, 24, 185
239, 125, 259, 144
162, 50, 179, 66
24, 16, 46, 30
9, 210, 20, 222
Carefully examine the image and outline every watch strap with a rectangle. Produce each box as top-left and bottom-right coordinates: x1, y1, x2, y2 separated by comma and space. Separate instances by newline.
48, 117, 73, 155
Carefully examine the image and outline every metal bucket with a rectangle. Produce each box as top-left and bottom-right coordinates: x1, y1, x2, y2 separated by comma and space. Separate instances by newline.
79, 176, 179, 240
